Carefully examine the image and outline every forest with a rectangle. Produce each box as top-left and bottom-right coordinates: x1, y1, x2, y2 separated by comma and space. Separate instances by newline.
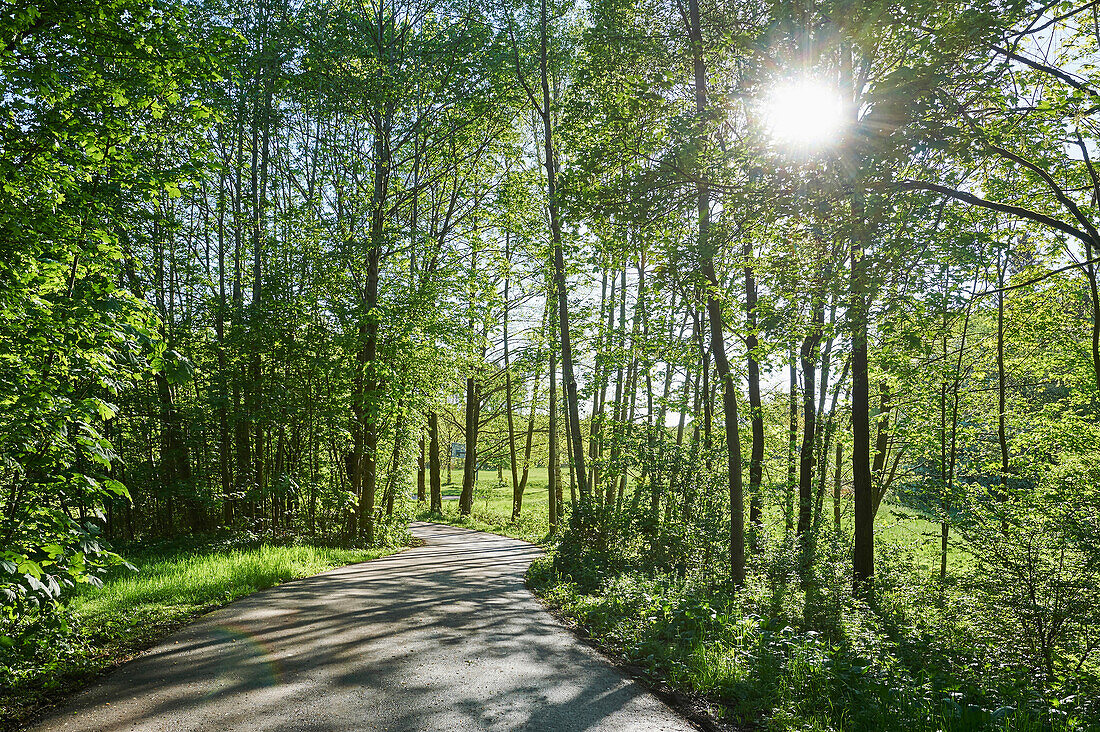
2, 0, 1100, 729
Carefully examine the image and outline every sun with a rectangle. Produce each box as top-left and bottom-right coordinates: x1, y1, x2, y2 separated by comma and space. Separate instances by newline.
762, 79, 847, 150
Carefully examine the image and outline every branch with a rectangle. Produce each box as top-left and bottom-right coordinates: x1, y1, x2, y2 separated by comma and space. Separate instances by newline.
897, 180, 1095, 244
972, 254, 1100, 298
984, 140, 1100, 242
991, 45, 1100, 98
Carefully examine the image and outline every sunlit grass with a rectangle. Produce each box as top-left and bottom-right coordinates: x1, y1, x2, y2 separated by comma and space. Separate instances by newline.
420, 467, 554, 544
1, 542, 401, 727
71, 544, 395, 634
421, 466, 967, 572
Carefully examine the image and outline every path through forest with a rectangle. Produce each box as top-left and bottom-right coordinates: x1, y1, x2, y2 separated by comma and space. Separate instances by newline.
28, 523, 694, 732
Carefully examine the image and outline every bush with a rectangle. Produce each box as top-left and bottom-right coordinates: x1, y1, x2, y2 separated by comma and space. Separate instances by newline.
534, 512, 1096, 731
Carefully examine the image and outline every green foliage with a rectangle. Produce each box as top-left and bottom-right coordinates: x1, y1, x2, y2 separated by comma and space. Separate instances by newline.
0, 0, 219, 650
534, 531, 1092, 731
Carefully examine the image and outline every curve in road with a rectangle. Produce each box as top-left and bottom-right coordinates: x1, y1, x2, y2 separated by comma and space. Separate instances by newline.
29, 522, 696, 732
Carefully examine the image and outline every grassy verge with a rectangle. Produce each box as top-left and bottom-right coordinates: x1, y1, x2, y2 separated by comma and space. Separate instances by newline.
526, 547, 1068, 732
1, 541, 401, 730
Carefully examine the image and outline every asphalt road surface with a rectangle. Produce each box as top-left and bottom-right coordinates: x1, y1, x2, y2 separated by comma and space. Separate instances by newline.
29, 522, 696, 732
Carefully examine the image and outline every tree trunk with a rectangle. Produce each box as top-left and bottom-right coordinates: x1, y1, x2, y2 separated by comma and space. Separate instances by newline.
459, 375, 479, 515
519, 330, 544, 496
588, 266, 614, 495
356, 242, 381, 546
418, 431, 426, 502
549, 308, 560, 532
538, 0, 587, 498
834, 441, 844, 533
871, 383, 893, 516
702, 266, 745, 586
1084, 237, 1100, 392
797, 296, 824, 546
384, 404, 405, 517
997, 255, 1009, 501
355, 83, 389, 545
685, 0, 743, 580
429, 411, 442, 514
504, 252, 523, 520
942, 293, 975, 582
606, 266, 628, 507
215, 174, 232, 527
787, 351, 798, 534
815, 356, 849, 530
744, 240, 764, 549
849, 171, 874, 600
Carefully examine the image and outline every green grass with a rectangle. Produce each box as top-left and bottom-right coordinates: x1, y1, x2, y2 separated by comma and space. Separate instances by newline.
421, 467, 969, 572
875, 497, 973, 575
1, 541, 401, 729
418, 467, 556, 544
71, 543, 396, 632
528, 545, 1062, 732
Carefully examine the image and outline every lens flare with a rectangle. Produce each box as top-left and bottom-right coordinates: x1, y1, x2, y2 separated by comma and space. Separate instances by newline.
762, 79, 846, 149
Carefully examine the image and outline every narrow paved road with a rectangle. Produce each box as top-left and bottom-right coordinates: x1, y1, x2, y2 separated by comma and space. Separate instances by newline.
30, 523, 696, 732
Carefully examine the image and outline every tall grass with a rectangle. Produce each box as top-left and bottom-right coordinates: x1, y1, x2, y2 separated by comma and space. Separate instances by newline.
1, 542, 400, 728
71, 544, 393, 632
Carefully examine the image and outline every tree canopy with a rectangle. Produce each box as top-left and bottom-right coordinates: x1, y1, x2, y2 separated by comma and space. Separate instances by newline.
3, 0, 1100, 728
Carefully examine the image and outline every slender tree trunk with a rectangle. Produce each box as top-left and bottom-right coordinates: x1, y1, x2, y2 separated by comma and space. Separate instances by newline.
215, 174, 232, 527
384, 404, 405, 517
446, 421, 453, 486
588, 267, 613, 495
685, 364, 702, 522
618, 348, 638, 509
231, 98, 251, 511
650, 317, 677, 522
703, 278, 745, 585
1084, 238, 1100, 392
538, 0, 587, 498
669, 363, 692, 514
744, 241, 765, 548
549, 309, 560, 531
429, 411, 442, 514
787, 350, 798, 534
460, 375, 479, 515
355, 80, 390, 544
797, 295, 824, 546
565, 368, 578, 507
848, 173, 874, 600
871, 383, 893, 516
249, 40, 274, 517
418, 431, 426, 502
616, 258, 645, 509
685, 0, 743, 579
834, 441, 843, 533
815, 356, 849, 530
997, 256, 1009, 501
942, 293, 975, 582
520, 395, 538, 493
356, 247, 381, 545
813, 306, 839, 527
606, 266, 628, 507
939, 332, 948, 579
520, 309, 546, 495
504, 249, 523, 520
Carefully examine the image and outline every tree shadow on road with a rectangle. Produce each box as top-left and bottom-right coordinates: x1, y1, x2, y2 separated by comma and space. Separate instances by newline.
27, 523, 686, 732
